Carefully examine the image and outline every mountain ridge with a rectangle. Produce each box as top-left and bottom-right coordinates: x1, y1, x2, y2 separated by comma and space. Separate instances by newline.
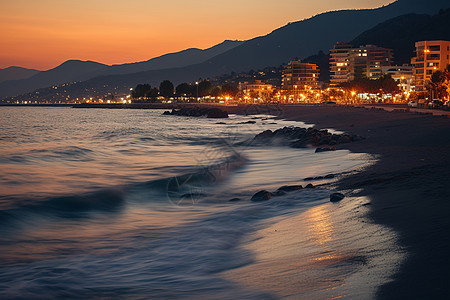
0, 40, 243, 98
0, 66, 40, 84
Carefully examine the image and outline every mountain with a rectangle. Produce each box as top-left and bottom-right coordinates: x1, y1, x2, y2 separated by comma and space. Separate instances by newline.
103, 40, 243, 76
0, 40, 243, 99
350, 8, 450, 65
0, 60, 108, 98
0, 66, 40, 83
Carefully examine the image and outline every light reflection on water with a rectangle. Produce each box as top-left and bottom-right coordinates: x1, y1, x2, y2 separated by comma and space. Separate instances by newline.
224, 196, 405, 299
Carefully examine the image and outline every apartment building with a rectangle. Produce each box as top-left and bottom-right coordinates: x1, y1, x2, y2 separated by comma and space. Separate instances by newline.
239, 80, 274, 100
411, 40, 450, 91
330, 43, 393, 86
330, 42, 353, 86
281, 60, 319, 101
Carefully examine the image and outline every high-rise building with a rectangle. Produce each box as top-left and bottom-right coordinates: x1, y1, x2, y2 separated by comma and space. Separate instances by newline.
329, 43, 393, 86
411, 40, 450, 91
281, 60, 319, 102
330, 42, 353, 86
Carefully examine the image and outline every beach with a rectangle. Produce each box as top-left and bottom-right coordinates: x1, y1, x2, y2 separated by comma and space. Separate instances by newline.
225, 104, 450, 299
0, 104, 449, 298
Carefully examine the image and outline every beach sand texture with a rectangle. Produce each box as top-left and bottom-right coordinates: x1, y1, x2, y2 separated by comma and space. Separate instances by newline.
225, 104, 450, 299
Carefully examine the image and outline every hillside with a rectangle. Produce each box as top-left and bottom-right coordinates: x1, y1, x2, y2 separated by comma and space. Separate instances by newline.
103, 40, 243, 76
350, 8, 450, 64
0, 67, 40, 84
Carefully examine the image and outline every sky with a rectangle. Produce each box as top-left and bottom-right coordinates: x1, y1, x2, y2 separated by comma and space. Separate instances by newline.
0, 0, 394, 70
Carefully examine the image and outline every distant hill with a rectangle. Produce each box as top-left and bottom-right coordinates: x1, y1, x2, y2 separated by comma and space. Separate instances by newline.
350, 8, 450, 65
0, 40, 243, 98
103, 40, 243, 76
0, 67, 40, 84
0, 60, 108, 98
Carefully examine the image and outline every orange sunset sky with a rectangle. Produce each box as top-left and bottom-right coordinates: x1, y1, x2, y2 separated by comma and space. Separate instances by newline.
0, 0, 393, 70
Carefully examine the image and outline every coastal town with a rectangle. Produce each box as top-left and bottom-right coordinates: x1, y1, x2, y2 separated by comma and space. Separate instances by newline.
3, 40, 450, 110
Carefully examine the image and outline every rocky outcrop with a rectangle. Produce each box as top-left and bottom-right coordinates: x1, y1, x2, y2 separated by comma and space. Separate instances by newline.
330, 192, 345, 202
277, 185, 303, 192
304, 174, 335, 181
315, 147, 336, 153
254, 126, 364, 148
251, 190, 272, 202
163, 107, 228, 118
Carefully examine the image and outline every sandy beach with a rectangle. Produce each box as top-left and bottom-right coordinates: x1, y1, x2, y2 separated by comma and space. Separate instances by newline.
224, 104, 450, 299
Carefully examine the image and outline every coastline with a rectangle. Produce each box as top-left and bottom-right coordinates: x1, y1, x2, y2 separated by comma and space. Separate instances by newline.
225, 104, 450, 299
2, 104, 449, 297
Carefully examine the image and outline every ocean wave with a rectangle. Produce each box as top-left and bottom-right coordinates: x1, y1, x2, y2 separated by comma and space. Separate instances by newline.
0, 154, 248, 228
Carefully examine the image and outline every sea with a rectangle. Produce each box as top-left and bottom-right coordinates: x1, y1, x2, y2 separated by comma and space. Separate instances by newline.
0, 106, 404, 299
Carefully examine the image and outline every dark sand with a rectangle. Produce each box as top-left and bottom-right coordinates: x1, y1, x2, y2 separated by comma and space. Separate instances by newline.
226, 104, 450, 299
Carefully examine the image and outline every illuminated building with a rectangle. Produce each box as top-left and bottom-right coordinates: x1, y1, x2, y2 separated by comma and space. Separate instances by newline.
330, 43, 393, 85
281, 60, 319, 102
239, 80, 273, 101
330, 42, 353, 86
411, 40, 450, 91
381, 65, 414, 91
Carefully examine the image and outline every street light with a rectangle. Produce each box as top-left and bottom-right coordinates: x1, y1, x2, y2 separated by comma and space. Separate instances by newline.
195, 81, 199, 102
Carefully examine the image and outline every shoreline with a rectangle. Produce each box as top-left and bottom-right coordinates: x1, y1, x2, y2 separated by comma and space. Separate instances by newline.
3, 104, 449, 297
224, 104, 450, 298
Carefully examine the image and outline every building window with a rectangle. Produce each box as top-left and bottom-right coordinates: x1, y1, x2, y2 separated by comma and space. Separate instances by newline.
429, 45, 440, 51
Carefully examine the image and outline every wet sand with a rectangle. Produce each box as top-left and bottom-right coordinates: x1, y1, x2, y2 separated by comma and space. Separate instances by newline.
225, 104, 450, 299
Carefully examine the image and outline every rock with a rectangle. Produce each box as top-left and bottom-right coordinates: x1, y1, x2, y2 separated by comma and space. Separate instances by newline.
251, 190, 272, 202
239, 120, 257, 124
330, 192, 345, 202
216, 122, 227, 125
324, 174, 335, 179
253, 126, 364, 148
255, 130, 274, 140
229, 198, 241, 202
319, 136, 331, 145
272, 190, 287, 197
338, 135, 352, 144
162, 107, 228, 118
305, 184, 315, 189
351, 135, 364, 142
315, 147, 336, 153
207, 108, 229, 118
277, 185, 303, 192
162, 110, 172, 115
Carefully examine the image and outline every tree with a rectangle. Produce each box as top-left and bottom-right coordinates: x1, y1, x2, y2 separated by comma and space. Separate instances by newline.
340, 75, 399, 94
175, 83, 193, 97
159, 80, 174, 98
220, 83, 239, 97
428, 65, 450, 100
210, 86, 221, 97
198, 80, 212, 97
132, 84, 152, 98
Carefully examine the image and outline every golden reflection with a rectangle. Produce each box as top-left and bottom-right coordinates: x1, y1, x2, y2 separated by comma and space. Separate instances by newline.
303, 205, 335, 245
